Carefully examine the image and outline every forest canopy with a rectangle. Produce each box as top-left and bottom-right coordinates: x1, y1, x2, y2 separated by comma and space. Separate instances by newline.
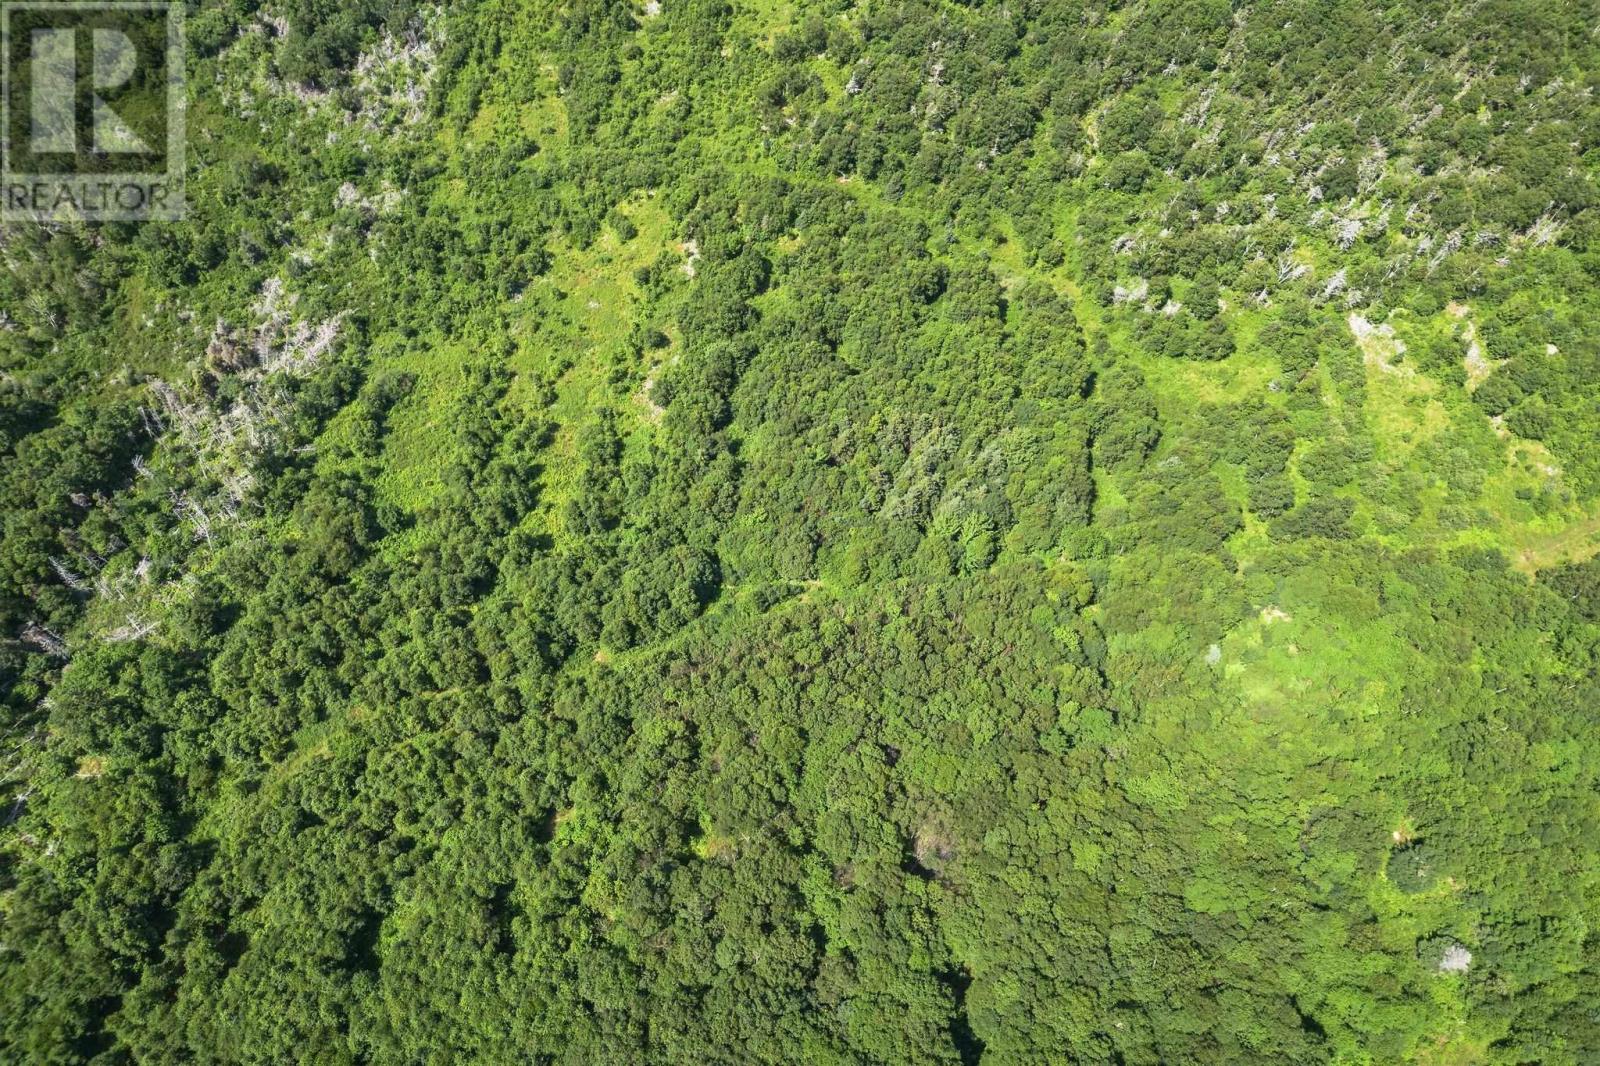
3, 0, 1600, 1063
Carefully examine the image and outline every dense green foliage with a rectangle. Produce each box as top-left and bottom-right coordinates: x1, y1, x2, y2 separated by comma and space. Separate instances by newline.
4, 0, 1600, 1062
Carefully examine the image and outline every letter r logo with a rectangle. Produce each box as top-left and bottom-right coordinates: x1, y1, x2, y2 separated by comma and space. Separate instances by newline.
28, 24, 150, 154
2, 2, 185, 221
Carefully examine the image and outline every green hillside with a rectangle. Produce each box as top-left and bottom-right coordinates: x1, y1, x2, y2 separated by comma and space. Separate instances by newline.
3, 0, 1599, 1062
